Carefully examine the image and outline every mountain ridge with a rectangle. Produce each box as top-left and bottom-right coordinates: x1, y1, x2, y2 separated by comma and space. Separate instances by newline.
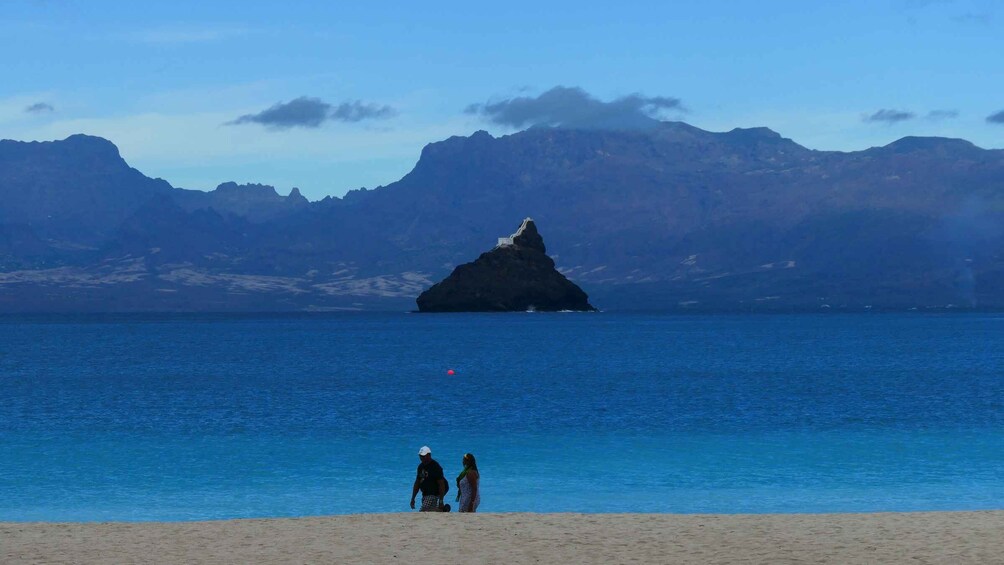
1, 122, 1002, 312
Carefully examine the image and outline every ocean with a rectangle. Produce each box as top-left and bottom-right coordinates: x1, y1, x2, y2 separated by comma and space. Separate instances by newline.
1, 313, 1001, 521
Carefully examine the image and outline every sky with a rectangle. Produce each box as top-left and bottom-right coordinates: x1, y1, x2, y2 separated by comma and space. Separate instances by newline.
2, 0, 1003, 200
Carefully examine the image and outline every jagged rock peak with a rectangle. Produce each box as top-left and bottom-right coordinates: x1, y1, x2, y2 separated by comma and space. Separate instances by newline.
509, 217, 546, 253
288, 187, 308, 203
416, 217, 594, 312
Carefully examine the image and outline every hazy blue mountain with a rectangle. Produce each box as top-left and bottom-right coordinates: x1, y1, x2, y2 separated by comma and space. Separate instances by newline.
0, 124, 1002, 312
0, 134, 172, 250
172, 182, 309, 222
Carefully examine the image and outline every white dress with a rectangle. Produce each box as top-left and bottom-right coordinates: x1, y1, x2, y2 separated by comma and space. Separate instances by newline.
458, 473, 481, 512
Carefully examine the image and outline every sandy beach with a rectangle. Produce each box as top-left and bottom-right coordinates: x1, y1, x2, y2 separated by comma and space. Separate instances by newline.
3, 511, 1002, 564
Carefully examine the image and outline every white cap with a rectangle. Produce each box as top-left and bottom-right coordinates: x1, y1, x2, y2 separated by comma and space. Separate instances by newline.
418, 446, 431, 456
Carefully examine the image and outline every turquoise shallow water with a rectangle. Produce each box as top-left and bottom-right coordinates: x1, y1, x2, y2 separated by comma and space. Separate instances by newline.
0, 313, 1001, 521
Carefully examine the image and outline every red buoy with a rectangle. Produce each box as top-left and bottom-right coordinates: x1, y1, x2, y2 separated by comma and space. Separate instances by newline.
447, 369, 455, 375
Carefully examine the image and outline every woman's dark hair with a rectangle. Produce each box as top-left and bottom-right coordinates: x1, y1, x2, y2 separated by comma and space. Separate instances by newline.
463, 453, 478, 470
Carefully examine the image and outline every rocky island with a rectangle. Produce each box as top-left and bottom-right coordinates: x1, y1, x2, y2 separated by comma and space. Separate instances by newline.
416, 218, 595, 312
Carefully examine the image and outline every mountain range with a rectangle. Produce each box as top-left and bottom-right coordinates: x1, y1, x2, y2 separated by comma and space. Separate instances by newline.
1, 123, 1002, 312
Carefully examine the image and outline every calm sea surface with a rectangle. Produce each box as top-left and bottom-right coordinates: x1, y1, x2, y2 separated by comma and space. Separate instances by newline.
0, 313, 1001, 521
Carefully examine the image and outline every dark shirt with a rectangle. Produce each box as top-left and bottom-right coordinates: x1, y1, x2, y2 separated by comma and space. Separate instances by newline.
417, 459, 445, 496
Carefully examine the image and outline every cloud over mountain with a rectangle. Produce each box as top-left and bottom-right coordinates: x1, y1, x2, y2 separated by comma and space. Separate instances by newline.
465, 86, 684, 130
24, 102, 54, 114
987, 110, 1004, 124
864, 109, 915, 124
227, 96, 396, 130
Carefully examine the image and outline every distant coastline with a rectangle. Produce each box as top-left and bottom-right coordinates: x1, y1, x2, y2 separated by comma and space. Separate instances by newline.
3, 126, 1002, 313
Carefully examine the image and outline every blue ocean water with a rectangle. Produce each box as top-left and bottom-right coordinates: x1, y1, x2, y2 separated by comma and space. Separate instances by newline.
0, 313, 1001, 521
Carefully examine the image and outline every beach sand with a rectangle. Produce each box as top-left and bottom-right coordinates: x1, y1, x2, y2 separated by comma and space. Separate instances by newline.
3, 511, 1002, 564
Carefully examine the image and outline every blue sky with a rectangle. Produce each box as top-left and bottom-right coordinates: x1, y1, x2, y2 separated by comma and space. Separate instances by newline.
2, 0, 1002, 199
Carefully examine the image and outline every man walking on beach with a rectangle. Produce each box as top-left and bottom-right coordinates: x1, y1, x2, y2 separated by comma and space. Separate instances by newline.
411, 445, 447, 512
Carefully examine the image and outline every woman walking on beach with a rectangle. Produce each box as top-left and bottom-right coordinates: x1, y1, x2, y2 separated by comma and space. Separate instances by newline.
456, 453, 481, 513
